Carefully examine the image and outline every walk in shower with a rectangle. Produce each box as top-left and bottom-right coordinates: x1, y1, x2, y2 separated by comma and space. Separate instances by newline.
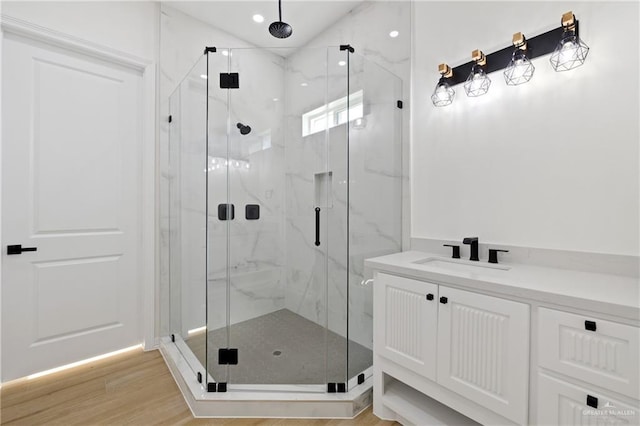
162, 45, 402, 414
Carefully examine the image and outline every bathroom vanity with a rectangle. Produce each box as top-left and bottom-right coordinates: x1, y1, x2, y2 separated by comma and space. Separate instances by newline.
366, 251, 640, 425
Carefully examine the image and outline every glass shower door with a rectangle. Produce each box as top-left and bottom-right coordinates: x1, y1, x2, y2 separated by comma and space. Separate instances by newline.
346, 54, 403, 388
218, 47, 342, 388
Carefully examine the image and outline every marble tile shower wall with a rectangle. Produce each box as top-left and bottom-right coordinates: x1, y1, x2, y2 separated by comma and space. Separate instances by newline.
283, 49, 403, 350
206, 49, 287, 330
160, 6, 286, 336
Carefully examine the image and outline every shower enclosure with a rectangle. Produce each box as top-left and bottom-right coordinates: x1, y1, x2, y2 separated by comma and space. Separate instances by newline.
165, 45, 402, 395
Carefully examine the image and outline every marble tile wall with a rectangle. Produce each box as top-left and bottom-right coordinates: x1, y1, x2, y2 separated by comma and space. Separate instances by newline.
283, 47, 404, 355
159, 3, 409, 379
159, 5, 286, 338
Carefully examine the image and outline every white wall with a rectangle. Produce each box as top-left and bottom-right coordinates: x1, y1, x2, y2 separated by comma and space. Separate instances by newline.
412, 1, 639, 256
1, 1, 157, 61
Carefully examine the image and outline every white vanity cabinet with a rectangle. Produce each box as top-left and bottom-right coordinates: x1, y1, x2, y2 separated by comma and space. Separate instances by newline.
374, 273, 530, 425
368, 251, 639, 426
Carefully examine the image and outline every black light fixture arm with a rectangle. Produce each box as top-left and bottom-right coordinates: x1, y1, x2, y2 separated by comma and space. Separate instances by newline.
278, 0, 283, 21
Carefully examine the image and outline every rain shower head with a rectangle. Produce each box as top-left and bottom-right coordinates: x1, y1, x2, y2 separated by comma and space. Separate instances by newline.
269, 0, 292, 39
236, 122, 252, 135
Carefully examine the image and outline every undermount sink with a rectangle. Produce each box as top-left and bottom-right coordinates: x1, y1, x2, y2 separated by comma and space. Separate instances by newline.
413, 257, 511, 271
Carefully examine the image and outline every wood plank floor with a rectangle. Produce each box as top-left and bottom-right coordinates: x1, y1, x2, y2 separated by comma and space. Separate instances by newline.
0, 348, 398, 425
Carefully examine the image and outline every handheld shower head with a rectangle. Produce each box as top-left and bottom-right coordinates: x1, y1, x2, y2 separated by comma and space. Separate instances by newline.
236, 122, 252, 135
269, 0, 292, 39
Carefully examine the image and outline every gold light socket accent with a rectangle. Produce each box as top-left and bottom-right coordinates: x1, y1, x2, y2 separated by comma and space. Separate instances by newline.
512, 32, 527, 50
438, 63, 453, 78
471, 49, 487, 66
561, 11, 576, 30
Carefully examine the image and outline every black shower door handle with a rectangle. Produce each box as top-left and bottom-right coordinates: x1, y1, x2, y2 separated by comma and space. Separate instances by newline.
315, 207, 321, 246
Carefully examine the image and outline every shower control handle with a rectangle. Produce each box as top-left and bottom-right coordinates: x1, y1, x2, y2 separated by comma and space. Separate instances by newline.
315, 207, 321, 246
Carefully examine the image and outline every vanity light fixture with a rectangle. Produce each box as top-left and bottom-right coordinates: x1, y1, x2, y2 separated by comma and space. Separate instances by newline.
550, 11, 589, 72
464, 50, 491, 97
432, 11, 589, 107
431, 63, 455, 107
504, 32, 535, 85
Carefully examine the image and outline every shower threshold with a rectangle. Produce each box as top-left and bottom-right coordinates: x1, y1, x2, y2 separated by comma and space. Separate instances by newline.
159, 310, 374, 418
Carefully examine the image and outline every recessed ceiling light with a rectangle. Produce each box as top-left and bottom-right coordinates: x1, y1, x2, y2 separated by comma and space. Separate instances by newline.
200, 74, 207, 79
300, 82, 308, 87
389, 30, 399, 38
338, 60, 346, 66
253, 14, 265, 23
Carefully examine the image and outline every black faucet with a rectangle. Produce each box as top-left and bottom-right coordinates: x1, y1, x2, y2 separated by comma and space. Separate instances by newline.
463, 237, 479, 261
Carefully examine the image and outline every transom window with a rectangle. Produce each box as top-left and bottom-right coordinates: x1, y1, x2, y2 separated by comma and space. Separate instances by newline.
302, 90, 363, 137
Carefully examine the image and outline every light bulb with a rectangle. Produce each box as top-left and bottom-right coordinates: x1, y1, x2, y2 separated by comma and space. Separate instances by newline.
464, 65, 491, 97
504, 50, 535, 85
550, 33, 589, 72
431, 78, 455, 107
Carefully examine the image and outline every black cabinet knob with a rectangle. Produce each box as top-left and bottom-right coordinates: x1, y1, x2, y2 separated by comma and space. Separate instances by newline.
426, 293, 434, 301
440, 296, 448, 304
585, 320, 597, 332
586, 395, 598, 409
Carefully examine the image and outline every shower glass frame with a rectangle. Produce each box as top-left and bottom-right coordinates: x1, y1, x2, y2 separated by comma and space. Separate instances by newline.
167, 46, 402, 394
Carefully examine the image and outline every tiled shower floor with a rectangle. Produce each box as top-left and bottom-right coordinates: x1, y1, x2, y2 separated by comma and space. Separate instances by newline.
185, 309, 372, 385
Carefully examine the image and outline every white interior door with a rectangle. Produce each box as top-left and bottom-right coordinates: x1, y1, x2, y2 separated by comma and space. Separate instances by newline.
1, 34, 143, 381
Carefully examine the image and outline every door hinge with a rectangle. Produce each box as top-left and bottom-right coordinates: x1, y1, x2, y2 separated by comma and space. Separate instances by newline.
218, 348, 238, 365
168, 115, 172, 123
220, 73, 239, 89
339, 44, 355, 53
171, 334, 175, 342
327, 382, 347, 393
207, 382, 227, 392
397, 100, 403, 109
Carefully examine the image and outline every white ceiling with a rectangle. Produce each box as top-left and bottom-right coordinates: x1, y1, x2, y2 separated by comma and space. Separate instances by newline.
165, 1, 365, 50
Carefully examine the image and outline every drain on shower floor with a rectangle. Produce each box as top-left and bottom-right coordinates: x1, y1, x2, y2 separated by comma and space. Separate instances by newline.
273, 350, 282, 356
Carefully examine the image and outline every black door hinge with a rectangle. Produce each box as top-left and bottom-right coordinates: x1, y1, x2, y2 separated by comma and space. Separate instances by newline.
197, 372, 202, 383
220, 73, 239, 89
171, 334, 175, 342
168, 115, 172, 123
218, 348, 238, 365
397, 100, 403, 109
207, 382, 227, 392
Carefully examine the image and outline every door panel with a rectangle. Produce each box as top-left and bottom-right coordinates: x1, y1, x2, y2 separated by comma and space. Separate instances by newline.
437, 286, 530, 425
2, 35, 142, 381
374, 273, 438, 381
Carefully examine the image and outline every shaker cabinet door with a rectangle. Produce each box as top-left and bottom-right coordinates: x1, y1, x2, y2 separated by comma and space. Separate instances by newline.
374, 273, 438, 381
437, 286, 530, 425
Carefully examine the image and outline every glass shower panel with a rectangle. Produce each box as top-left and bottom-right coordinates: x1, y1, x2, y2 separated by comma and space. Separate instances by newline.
168, 55, 208, 371
205, 49, 231, 386
223, 47, 333, 387
347, 55, 403, 386
324, 47, 350, 386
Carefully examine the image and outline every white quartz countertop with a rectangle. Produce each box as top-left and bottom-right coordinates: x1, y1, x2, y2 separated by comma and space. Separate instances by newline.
365, 251, 640, 321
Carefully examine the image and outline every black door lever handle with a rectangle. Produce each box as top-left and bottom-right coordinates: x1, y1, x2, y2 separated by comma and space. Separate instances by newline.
7, 244, 38, 255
